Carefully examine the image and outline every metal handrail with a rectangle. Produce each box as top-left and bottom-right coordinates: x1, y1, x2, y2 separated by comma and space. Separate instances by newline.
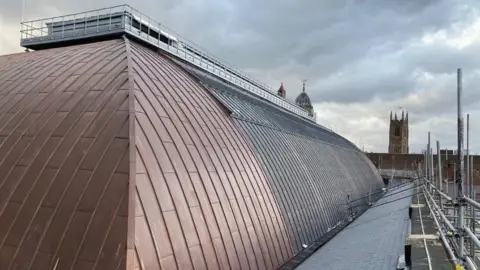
466, 257, 477, 270
423, 185, 458, 264
465, 196, 480, 210
465, 227, 480, 249
19, 4, 316, 122
424, 185, 456, 233
422, 180, 480, 269
425, 179, 453, 201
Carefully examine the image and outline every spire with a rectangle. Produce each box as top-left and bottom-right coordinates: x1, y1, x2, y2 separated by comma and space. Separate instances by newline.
394, 112, 397, 120
390, 111, 393, 121
277, 82, 286, 98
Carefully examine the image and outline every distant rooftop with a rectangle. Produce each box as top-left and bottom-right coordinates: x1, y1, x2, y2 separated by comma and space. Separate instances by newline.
20, 4, 315, 121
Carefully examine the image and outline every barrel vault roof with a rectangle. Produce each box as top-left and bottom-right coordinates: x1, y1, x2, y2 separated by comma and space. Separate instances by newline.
0, 27, 385, 269
175, 58, 384, 257
0, 37, 293, 270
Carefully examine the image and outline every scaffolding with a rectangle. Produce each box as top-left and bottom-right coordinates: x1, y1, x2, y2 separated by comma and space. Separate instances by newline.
419, 69, 478, 269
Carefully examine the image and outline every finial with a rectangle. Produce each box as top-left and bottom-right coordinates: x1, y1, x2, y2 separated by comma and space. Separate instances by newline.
406, 111, 408, 122
302, 79, 307, 92
402, 110, 404, 120
390, 111, 393, 121
394, 112, 397, 120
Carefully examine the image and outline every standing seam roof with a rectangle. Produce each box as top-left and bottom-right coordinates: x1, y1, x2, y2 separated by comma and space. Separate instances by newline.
0, 39, 130, 270
0, 37, 294, 270
127, 39, 293, 269
171, 65, 357, 151
0, 28, 387, 269
174, 61, 385, 255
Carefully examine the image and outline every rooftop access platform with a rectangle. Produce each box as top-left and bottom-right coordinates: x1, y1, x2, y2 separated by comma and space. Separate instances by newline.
19, 5, 321, 124
294, 176, 454, 270
295, 159, 480, 269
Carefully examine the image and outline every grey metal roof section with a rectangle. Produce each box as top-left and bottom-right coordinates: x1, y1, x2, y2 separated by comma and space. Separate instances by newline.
178, 62, 385, 254
237, 121, 383, 252
297, 184, 413, 270
178, 60, 356, 150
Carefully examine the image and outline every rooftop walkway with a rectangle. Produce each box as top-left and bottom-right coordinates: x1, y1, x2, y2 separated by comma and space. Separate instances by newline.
409, 184, 451, 269
297, 182, 413, 270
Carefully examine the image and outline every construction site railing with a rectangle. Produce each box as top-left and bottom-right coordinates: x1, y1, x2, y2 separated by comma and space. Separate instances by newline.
425, 180, 453, 201
465, 197, 480, 210
423, 183, 459, 264
423, 182, 456, 233
465, 227, 480, 249
421, 170, 479, 269
417, 69, 478, 269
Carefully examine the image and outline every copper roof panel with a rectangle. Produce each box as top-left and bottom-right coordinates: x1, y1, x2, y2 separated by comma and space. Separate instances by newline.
0, 33, 349, 269
0, 39, 130, 269
128, 39, 292, 269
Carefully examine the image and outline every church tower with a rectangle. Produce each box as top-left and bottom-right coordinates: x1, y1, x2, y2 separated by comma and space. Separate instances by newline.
388, 111, 409, 154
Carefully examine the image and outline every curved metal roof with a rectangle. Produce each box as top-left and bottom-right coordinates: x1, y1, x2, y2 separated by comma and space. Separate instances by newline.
0, 31, 383, 270
0, 37, 294, 270
176, 58, 385, 257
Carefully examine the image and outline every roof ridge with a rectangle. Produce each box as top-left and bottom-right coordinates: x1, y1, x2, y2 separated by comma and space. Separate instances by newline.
122, 36, 137, 267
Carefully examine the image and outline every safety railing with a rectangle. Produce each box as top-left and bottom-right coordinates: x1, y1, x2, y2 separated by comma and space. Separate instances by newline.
20, 5, 315, 121
416, 69, 480, 269
421, 161, 479, 269
424, 181, 456, 233
378, 169, 417, 179
422, 182, 459, 264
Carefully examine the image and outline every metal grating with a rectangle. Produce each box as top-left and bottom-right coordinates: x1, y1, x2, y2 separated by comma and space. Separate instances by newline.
20, 4, 313, 121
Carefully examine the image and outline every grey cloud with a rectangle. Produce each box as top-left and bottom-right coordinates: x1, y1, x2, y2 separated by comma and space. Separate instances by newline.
210, 0, 480, 104
2, 0, 480, 153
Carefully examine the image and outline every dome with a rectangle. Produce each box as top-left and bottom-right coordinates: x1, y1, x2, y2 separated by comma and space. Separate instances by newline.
295, 80, 314, 117
295, 91, 312, 108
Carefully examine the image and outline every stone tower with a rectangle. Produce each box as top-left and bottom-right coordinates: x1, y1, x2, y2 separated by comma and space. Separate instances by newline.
388, 111, 409, 154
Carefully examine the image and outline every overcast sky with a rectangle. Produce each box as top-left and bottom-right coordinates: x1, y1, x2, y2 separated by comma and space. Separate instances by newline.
1, 0, 480, 153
